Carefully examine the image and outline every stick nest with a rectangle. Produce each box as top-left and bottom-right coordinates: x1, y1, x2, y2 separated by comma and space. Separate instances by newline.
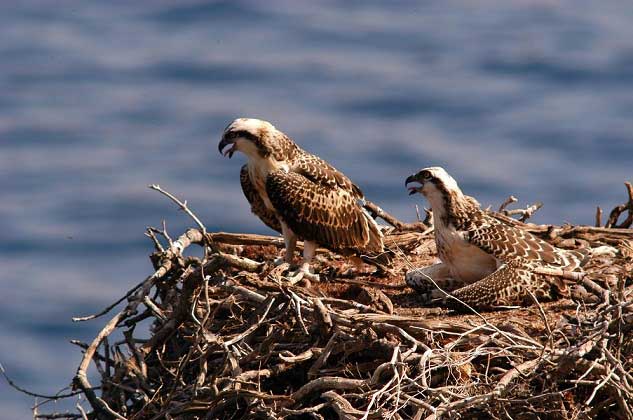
50, 185, 633, 419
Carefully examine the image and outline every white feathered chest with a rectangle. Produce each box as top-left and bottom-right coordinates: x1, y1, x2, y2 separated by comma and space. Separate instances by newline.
434, 222, 498, 283
247, 157, 289, 212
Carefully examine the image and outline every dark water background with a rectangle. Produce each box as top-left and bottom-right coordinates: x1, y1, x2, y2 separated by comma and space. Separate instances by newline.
1, 0, 632, 416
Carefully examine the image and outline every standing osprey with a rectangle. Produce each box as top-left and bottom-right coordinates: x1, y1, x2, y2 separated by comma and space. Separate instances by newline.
405, 167, 586, 309
219, 118, 384, 279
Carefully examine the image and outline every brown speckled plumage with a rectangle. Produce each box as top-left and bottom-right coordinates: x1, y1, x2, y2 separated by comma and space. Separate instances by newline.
221, 118, 383, 257
448, 204, 584, 308
405, 167, 586, 310
240, 164, 281, 233
266, 166, 381, 253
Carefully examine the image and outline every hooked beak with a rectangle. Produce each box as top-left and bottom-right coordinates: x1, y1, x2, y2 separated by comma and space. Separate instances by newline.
218, 135, 237, 158
405, 173, 423, 196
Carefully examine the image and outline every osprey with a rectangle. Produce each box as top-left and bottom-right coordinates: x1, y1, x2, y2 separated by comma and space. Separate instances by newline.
405, 167, 586, 309
219, 118, 384, 280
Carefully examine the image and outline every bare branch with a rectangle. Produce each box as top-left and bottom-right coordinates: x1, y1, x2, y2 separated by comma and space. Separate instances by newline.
148, 184, 207, 233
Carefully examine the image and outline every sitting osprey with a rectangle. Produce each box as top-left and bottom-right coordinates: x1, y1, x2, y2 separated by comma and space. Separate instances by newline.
405, 166, 586, 309
219, 118, 384, 279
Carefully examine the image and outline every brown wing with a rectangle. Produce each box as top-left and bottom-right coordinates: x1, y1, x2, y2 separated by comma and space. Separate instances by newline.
291, 152, 363, 198
240, 165, 281, 233
467, 213, 584, 270
448, 260, 555, 310
265, 169, 382, 253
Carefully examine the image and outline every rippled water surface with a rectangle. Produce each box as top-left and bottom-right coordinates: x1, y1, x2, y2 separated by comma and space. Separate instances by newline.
1, 1, 632, 416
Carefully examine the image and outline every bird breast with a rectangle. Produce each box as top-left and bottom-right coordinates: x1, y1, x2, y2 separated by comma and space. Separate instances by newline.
435, 224, 498, 283
247, 158, 288, 212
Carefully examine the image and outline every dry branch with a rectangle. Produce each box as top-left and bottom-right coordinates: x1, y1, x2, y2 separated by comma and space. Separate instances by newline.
364, 199, 428, 232
606, 182, 633, 228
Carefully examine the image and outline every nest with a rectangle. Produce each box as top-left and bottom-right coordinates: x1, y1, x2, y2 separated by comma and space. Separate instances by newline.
33, 184, 633, 419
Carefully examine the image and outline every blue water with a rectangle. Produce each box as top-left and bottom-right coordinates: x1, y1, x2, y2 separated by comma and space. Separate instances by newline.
1, 1, 632, 417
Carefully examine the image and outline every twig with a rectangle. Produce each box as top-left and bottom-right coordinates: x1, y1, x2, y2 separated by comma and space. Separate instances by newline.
34, 413, 82, 419
606, 182, 633, 228
72, 280, 145, 322
0, 363, 88, 400
498, 195, 517, 213
363, 199, 427, 232
507, 202, 543, 222
292, 377, 367, 402
148, 184, 206, 234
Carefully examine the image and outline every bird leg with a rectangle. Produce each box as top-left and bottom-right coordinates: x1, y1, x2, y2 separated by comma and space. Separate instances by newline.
285, 240, 319, 284
274, 222, 297, 266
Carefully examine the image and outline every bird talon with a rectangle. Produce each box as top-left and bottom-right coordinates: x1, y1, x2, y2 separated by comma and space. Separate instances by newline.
285, 269, 305, 285
285, 266, 319, 285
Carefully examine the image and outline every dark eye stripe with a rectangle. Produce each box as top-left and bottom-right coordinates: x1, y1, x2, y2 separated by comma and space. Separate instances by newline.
231, 130, 258, 142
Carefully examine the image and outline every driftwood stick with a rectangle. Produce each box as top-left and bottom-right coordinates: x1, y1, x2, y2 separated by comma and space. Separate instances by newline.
498, 195, 517, 213
218, 251, 263, 271
350, 313, 471, 333
208, 230, 428, 254
149, 184, 206, 233
209, 232, 327, 252
493, 358, 540, 395
210, 231, 283, 247
498, 196, 543, 222
606, 182, 633, 228
291, 376, 367, 402
490, 212, 633, 239
513, 201, 543, 222
210, 235, 399, 263
363, 199, 427, 232
322, 391, 368, 418
73, 310, 127, 420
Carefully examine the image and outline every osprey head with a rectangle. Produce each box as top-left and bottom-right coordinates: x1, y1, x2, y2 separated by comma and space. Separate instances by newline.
219, 118, 277, 159
405, 166, 462, 200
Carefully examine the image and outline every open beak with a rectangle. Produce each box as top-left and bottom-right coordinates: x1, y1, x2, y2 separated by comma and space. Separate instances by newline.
218, 136, 237, 158
405, 173, 423, 196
